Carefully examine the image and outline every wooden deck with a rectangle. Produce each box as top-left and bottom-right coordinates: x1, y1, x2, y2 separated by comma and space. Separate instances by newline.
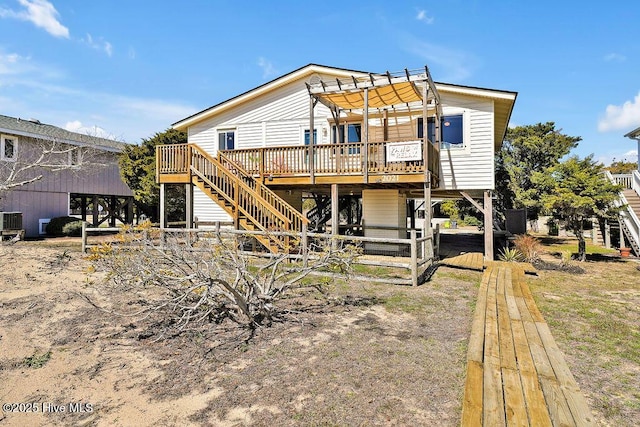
461, 263, 595, 426
156, 142, 440, 187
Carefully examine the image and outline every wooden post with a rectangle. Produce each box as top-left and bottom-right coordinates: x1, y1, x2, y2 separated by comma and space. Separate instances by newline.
363, 87, 369, 183
410, 229, 418, 287
331, 184, 339, 236
484, 190, 494, 260
185, 183, 193, 229
619, 220, 626, 248
434, 223, 441, 259
92, 195, 99, 226
126, 197, 134, 224
604, 220, 611, 249
383, 109, 388, 141
309, 96, 315, 184
422, 82, 429, 181
109, 195, 116, 227
302, 223, 309, 268
80, 196, 87, 222
81, 222, 87, 253
423, 180, 431, 256
159, 183, 167, 228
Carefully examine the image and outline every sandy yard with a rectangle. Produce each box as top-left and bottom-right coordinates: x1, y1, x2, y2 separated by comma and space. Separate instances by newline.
0, 241, 475, 426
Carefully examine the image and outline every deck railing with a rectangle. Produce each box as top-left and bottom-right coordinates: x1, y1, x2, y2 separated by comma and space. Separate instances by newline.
611, 173, 633, 189
218, 139, 439, 179
157, 143, 190, 174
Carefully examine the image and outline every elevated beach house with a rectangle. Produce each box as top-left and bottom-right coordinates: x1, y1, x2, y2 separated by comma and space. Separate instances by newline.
156, 64, 516, 259
0, 114, 133, 237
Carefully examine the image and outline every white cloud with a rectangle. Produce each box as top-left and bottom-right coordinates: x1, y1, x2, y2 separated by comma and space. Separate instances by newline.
604, 52, 626, 62
128, 46, 136, 60
0, 0, 69, 38
598, 92, 640, 132
399, 34, 475, 82
416, 9, 434, 24
64, 120, 113, 139
257, 57, 278, 79
82, 33, 113, 57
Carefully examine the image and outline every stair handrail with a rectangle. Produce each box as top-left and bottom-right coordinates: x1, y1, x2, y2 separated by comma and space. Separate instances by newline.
606, 171, 640, 253
190, 147, 291, 229
632, 170, 640, 197
217, 150, 308, 231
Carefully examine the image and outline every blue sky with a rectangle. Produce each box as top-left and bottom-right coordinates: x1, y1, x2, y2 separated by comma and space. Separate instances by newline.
1, 0, 639, 165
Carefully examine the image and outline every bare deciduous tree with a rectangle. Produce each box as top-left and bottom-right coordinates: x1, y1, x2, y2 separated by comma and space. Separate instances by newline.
0, 137, 106, 194
89, 225, 358, 336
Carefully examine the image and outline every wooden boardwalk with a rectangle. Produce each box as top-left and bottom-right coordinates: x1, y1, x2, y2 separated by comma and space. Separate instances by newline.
441, 252, 485, 271
461, 263, 595, 426
441, 252, 537, 275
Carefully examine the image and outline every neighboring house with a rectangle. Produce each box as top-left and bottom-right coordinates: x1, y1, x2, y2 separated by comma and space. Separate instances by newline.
624, 126, 640, 172
0, 114, 133, 237
156, 64, 517, 258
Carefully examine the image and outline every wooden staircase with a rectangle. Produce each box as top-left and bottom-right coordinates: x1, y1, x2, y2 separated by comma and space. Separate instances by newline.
189, 144, 308, 252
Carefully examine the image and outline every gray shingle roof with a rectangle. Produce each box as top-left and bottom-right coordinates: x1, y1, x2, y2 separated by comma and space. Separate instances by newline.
0, 114, 130, 152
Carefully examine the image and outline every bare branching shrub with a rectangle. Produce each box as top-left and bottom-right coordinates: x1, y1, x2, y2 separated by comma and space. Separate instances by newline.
89, 224, 359, 336
513, 234, 542, 262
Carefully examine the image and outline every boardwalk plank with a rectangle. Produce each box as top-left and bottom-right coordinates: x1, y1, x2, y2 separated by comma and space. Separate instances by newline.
467, 265, 491, 363
497, 269, 517, 370
461, 360, 484, 426
502, 367, 530, 427
483, 267, 506, 427
539, 377, 575, 427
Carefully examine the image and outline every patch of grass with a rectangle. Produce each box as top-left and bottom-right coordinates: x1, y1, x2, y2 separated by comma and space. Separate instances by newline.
22, 350, 52, 368
350, 263, 408, 278
539, 236, 619, 256
527, 242, 640, 425
381, 292, 435, 314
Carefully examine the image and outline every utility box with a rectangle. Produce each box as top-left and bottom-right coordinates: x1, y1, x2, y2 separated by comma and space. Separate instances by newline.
0, 211, 24, 240
0, 212, 22, 231
505, 209, 527, 235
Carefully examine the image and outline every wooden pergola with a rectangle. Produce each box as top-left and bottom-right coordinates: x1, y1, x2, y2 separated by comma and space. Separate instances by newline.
305, 66, 442, 247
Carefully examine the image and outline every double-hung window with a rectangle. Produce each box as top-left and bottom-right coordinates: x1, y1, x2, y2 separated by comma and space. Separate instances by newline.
1, 134, 17, 161
218, 130, 235, 151
418, 114, 464, 148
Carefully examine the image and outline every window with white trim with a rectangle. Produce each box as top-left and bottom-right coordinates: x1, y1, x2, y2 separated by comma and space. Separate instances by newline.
418, 114, 465, 148
1, 134, 17, 161
218, 130, 235, 151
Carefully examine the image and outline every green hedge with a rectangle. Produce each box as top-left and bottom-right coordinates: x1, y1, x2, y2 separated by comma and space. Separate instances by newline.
46, 216, 86, 237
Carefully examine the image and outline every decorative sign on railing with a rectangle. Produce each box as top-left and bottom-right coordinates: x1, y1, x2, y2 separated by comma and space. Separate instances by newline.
386, 141, 423, 162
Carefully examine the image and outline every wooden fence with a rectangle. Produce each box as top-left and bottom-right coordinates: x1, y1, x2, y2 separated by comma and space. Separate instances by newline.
81, 223, 439, 286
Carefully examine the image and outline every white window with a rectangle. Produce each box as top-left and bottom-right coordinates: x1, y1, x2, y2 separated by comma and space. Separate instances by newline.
218, 130, 235, 151
1, 134, 17, 161
39, 218, 51, 235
